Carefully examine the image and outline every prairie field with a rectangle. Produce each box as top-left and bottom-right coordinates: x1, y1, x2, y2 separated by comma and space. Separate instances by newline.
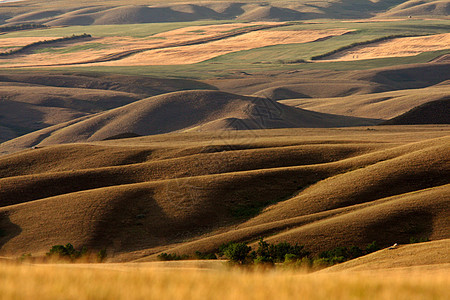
0, 0, 449, 298
0, 261, 449, 300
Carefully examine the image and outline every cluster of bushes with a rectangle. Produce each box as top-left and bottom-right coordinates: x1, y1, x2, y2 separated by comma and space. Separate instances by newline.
46, 243, 107, 262
310, 34, 418, 60
0, 24, 47, 33
410, 237, 429, 244
157, 238, 385, 269
157, 252, 189, 261
275, 59, 307, 64
316, 241, 379, 265
0, 33, 91, 57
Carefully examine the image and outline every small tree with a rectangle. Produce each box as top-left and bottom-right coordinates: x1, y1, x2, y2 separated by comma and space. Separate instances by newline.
223, 242, 251, 264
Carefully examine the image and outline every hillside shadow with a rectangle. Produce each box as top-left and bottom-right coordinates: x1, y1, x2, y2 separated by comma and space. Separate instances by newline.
0, 212, 22, 252
86, 189, 181, 255
362, 210, 434, 247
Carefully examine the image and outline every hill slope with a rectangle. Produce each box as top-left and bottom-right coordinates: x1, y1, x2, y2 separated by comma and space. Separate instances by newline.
0, 90, 380, 154
0, 72, 216, 143
1, 1, 448, 26
324, 239, 450, 271
382, 98, 450, 124
0, 126, 448, 261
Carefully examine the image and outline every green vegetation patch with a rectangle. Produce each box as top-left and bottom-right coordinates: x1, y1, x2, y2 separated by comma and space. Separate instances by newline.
0, 20, 233, 39
33, 43, 110, 54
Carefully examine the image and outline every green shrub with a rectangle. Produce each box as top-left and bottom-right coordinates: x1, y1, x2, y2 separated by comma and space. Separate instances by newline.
46, 243, 87, 261
255, 238, 309, 263
348, 245, 363, 259
223, 243, 252, 264
97, 249, 107, 262
18, 253, 32, 262
194, 251, 217, 260
312, 258, 331, 269
284, 253, 299, 264
409, 237, 429, 244
365, 241, 380, 254
218, 242, 235, 257
157, 253, 189, 261
254, 255, 274, 265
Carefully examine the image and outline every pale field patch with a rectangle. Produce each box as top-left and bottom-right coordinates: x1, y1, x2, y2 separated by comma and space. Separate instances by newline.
0, 25, 350, 67
323, 33, 450, 61
0, 22, 279, 67
98, 29, 351, 66
0, 262, 449, 300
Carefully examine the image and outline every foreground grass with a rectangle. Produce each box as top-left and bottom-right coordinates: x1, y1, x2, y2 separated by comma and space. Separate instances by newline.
0, 262, 449, 300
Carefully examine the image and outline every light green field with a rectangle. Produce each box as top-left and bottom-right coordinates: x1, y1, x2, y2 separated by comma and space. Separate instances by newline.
0, 19, 448, 79
208, 20, 450, 64
24, 49, 445, 80
0, 21, 232, 38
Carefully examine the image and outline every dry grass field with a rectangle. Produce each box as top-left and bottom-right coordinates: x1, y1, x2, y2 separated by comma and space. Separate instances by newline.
0, 261, 449, 300
0, 1, 449, 299
321, 33, 450, 61
0, 126, 448, 261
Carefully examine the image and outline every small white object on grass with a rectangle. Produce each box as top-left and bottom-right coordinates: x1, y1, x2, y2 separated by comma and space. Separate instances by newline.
388, 243, 398, 250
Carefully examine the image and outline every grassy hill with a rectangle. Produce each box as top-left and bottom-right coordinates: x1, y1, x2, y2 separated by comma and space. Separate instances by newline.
0, 126, 448, 261
2, 1, 439, 26
0, 72, 216, 142
324, 239, 450, 271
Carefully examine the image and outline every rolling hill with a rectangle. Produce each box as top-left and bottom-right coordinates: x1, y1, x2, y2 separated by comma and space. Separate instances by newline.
0, 126, 448, 261
0, 72, 216, 143
323, 239, 450, 271
0, 90, 380, 154
1, 0, 448, 27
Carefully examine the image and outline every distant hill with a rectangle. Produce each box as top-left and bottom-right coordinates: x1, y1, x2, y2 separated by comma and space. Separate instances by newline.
0, 73, 216, 143
0, 90, 380, 154
379, 0, 450, 17
1, 1, 447, 26
382, 98, 450, 124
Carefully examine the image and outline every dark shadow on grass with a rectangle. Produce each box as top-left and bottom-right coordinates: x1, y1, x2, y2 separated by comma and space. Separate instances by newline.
0, 212, 22, 252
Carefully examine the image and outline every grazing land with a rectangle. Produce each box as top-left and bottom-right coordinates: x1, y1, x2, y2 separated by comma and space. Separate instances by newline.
0, 0, 449, 298
0, 261, 449, 300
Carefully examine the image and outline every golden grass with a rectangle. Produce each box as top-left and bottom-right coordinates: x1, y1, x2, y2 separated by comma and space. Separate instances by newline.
0, 126, 449, 260
279, 84, 450, 119
323, 33, 450, 61
0, 262, 449, 300
0, 26, 350, 67
99, 29, 351, 66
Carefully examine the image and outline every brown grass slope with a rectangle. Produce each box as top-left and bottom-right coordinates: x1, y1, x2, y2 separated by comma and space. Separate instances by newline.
207, 63, 450, 99
0, 90, 380, 154
0, 84, 142, 143
0, 73, 216, 143
323, 239, 450, 271
279, 84, 450, 120
0, 127, 448, 260
4, 0, 448, 26
236, 5, 305, 22
382, 98, 450, 124
0, 72, 216, 96
379, 0, 450, 17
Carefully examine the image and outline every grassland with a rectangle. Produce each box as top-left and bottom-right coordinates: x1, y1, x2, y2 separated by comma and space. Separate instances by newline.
206, 19, 450, 64
0, 19, 446, 78
0, 21, 232, 38
0, 261, 449, 300
0, 3, 448, 300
